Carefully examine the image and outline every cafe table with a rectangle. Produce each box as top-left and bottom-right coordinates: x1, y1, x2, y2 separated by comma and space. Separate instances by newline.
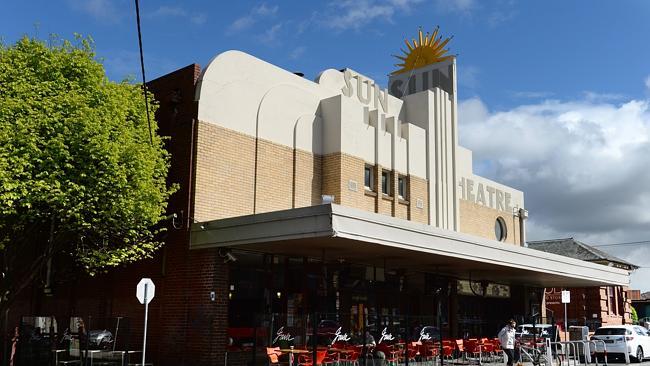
280, 348, 311, 366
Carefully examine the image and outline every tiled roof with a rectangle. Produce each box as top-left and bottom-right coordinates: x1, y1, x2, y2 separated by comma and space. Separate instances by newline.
527, 238, 638, 270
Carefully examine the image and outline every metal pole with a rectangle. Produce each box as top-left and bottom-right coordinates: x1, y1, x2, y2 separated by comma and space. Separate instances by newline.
113, 317, 121, 352
362, 310, 367, 366
564, 303, 569, 342
312, 312, 317, 366
142, 283, 149, 366
405, 314, 409, 366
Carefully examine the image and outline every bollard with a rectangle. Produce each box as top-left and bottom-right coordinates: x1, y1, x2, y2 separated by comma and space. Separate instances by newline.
623, 336, 630, 365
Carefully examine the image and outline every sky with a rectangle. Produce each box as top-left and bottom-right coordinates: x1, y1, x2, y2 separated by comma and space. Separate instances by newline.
2, 0, 650, 291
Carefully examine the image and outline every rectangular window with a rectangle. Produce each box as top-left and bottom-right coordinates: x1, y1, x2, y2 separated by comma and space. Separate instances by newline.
608, 286, 616, 315
398, 175, 408, 200
381, 170, 390, 195
364, 165, 374, 191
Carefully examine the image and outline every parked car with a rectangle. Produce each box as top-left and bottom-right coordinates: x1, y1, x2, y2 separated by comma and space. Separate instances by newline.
591, 325, 650, 362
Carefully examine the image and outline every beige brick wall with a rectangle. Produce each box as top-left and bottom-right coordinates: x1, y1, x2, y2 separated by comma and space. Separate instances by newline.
194, 122, 431, 225
295, 150, 322, 208
255, 139, 294, 213
459, 199, 521, 245
321, 153, 342, 204
194, 122, 321, 221
409, 176, 428, 224
194, 122, 255, 221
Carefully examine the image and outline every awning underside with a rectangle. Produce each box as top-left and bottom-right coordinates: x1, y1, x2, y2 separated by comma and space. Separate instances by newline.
191, 204, 630, 288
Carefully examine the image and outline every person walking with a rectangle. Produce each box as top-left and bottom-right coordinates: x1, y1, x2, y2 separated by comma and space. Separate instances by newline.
498, 319, 517, 366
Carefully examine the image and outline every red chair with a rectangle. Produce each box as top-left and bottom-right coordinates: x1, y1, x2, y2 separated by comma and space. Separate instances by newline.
398, 345, 418, 364
455, 339, 466, 362
340, 351, 360, 366
418, 344, 437, 366
464, 340, 482, 364
481, 341, 494, 362
267, 347, 284, 366
298, 350, 328, 366
442, 345, 454, 365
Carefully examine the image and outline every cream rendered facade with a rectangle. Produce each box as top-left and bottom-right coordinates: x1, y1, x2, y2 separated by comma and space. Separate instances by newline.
193, 50, 525, 245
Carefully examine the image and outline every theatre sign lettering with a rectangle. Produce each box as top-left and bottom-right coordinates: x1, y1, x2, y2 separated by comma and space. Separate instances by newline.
458, 177, 514, 213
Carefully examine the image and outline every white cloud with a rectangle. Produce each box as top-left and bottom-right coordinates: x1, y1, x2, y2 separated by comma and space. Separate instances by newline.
487, 8, 517, 27
458, 65, 479, 90
434, 0, 476, 15
67, 0, 122, 23
228, 3, 278, 33
458, 91, 650, 290
321, 0, 424, 31
289, 46, 306, 60
434, 0, 517, 27
147, 6, 207, 25
512, 91, 555, 99
582, 91, 626, 103
259, 23, 283, 44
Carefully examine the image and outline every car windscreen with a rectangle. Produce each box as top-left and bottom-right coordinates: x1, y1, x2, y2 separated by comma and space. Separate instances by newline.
594, 328, 626, 336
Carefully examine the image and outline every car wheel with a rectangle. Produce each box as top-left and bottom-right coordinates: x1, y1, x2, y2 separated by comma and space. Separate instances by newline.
635, 346, 643, 363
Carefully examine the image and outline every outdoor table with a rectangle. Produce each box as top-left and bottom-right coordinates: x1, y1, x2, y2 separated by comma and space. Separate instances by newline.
280, 348, 311, 366
329, 348, 354, 353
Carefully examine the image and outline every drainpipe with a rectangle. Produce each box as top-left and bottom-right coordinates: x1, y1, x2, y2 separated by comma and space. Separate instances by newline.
519, 208, 529, 247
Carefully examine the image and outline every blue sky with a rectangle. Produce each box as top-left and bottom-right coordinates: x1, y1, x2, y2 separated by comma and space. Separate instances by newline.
3, 0, 650, 290
3, 1, 649, 109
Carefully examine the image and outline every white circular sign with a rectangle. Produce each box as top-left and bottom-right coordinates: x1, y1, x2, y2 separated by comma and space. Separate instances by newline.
136, 278, 155, 304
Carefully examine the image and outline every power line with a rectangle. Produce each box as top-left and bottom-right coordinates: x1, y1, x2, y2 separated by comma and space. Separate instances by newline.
592, 240, 650, 248
134, 0, 153, 146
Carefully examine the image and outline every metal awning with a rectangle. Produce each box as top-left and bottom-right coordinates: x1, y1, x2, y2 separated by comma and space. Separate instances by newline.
190, 204, 630, 287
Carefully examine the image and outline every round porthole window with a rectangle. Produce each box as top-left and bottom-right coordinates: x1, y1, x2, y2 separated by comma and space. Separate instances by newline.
495, 217, 507, 242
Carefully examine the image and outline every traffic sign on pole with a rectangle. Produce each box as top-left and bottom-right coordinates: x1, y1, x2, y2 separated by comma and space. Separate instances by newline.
137, 278, 155, 304
562, 290, 570, 342
136, 278, 155, 366
561, 290, 570, 304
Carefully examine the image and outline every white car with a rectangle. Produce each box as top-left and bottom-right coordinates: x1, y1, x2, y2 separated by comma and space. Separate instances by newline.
591, 325, 650, 362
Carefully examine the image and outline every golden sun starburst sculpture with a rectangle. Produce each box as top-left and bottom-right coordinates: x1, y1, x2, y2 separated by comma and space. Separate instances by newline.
392, 27, 454, 75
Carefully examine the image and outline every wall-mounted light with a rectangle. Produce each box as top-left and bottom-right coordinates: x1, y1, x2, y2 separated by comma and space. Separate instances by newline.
321, 195, 335, 204
228, 292, 232, 300
276, 291, 282, 299
224, 252, 237, 263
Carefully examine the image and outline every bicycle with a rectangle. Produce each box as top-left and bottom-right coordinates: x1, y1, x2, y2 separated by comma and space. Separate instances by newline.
516, 339, 552, 366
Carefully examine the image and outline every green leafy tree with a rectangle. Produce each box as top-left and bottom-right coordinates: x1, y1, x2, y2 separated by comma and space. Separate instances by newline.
631, 305, 639, 324
0, 35, 175, 314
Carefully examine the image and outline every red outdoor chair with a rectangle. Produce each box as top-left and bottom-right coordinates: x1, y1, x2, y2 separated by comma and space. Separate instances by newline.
340, 351, 360, 366
298, 350, 328, 366
267, 347, 285, 366
418, 344, 437, 366
464, 340, 482, 364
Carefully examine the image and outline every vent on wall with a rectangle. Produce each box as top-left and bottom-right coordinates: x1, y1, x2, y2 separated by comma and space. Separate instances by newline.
415, 198, 424, 209
348, 180, 358, 192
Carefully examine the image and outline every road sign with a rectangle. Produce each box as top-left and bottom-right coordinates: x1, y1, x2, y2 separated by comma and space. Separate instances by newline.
137, 278, 155, 366
136, 278, 155, 304
561, 290, 570, 303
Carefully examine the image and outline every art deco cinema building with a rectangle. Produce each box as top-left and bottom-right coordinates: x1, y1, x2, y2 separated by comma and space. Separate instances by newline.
16, 30, 631, 366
